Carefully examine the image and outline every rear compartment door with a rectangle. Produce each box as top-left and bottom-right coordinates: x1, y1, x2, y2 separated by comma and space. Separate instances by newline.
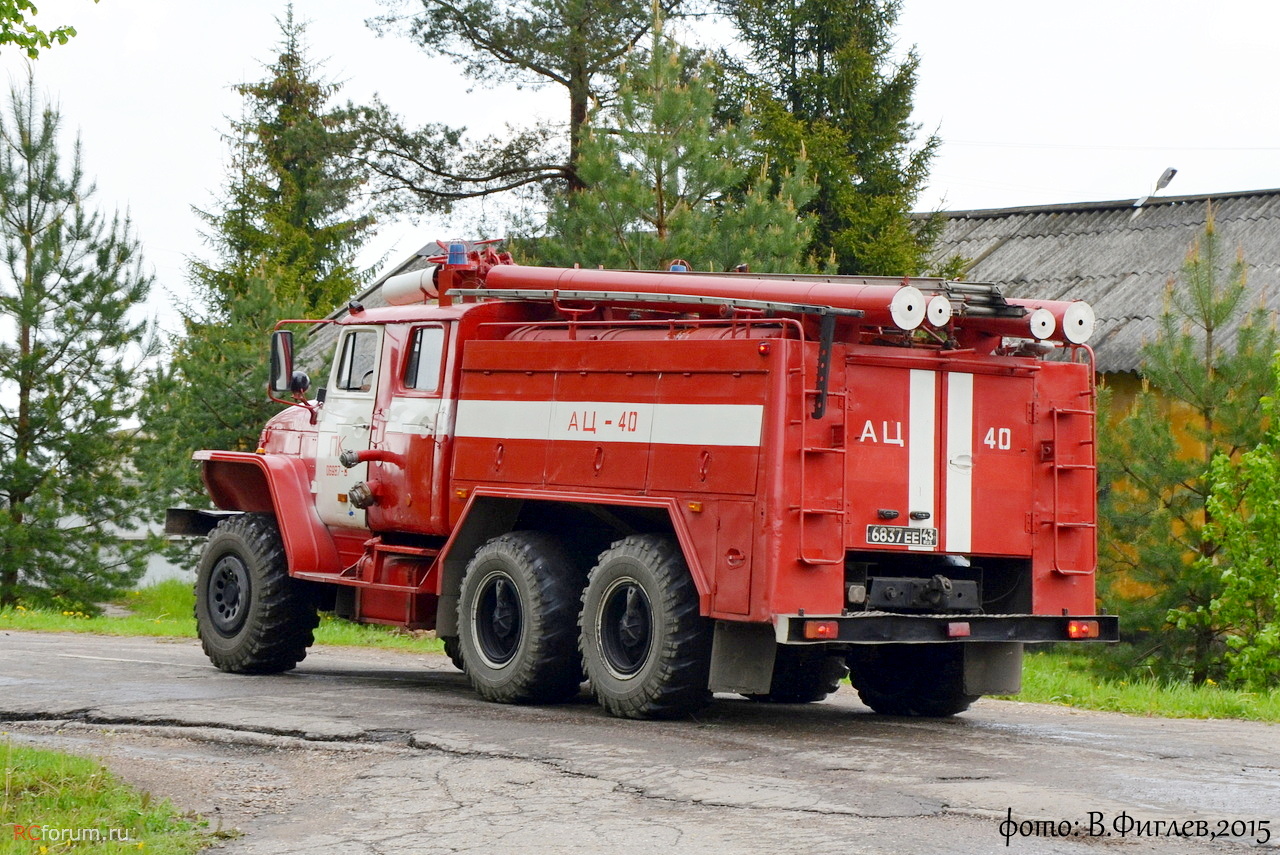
846, 366, 932, 550
845, 365, 1034, 557
944, 371, 1034, 556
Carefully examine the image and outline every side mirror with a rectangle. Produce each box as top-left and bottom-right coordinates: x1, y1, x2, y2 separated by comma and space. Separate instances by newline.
269, 331, 294, 395
289, 371, 310, 395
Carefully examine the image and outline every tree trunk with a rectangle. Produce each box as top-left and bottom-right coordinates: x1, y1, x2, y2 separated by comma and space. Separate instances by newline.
0, 569, 16, 607
566, 26, 589, 193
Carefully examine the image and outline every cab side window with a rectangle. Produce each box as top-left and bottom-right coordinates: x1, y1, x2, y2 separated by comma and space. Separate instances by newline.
404, 326, 445, 393
335, 329, 379, 392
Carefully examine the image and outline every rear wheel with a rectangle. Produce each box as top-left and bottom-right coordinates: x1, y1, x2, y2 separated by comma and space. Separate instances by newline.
744, 645, 849, 703
195, 513, 318, 674
846, 644, 978, 716
580, 535, 712, 719
457, 531, 584, 704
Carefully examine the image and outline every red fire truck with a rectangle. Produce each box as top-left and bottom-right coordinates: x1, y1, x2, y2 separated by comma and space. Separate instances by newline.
167, 241, 1117, 719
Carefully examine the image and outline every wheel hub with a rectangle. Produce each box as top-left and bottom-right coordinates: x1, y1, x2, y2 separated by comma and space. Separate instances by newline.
209, 555, 250, 636
599, 578, 653, 679
475, 572, 524, 667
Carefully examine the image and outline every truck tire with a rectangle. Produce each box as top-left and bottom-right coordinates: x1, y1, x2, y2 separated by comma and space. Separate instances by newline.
579, 534, 712, 719
457, 531, 584, 704
744, 646, 849, 703
846, 644, 978, 717
195, 513, 319, 674
441, 636, 466, 672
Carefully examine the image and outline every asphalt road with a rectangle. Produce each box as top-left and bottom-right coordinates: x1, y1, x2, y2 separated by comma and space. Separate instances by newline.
1, 631, 1276, 854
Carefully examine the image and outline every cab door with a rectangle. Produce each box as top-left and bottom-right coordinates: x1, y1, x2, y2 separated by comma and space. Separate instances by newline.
368, 324, 452, 534
315, 326, 382, 529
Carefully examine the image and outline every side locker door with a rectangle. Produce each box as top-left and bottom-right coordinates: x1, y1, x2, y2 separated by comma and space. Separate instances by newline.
315, 326, 382, 529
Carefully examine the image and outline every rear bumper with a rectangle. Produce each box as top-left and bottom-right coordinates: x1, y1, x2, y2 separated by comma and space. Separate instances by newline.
776, 612, 1119, 644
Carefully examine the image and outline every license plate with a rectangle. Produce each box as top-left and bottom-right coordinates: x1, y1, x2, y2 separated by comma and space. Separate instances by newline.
865, 524, 938, 547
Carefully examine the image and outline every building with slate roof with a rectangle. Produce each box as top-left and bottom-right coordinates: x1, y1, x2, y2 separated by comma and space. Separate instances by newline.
921, 189, 1280, 375
321, 190, 1280, 380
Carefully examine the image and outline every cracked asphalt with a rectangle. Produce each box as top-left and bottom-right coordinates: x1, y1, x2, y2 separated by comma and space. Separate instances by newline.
1, 632, 1277, 854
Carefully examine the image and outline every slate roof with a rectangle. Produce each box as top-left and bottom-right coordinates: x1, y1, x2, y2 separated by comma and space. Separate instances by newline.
921, 189, 1280, 374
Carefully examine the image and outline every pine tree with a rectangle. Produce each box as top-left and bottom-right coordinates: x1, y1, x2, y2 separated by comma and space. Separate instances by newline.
1099, 204, 1278, 683
718, 0, 938, 275
360, 0, 688, 205
0, 75, 155, 611
139, 8, 373, 509
523, 22, 816, 272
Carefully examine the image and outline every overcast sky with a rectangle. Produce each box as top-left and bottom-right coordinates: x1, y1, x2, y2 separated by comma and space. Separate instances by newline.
7, 0, 1280, 333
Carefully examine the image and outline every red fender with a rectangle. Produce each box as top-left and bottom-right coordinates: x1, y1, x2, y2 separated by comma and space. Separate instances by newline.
441, 488, 713, 610
195, 450, 341, 573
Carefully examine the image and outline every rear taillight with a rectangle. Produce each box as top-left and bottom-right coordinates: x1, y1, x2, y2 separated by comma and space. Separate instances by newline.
1067, 619, 1100, 639
803, 620, 839, 639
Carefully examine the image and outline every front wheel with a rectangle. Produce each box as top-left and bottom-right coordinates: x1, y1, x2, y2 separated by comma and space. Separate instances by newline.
846, 644, 978, 717
195, 513, 318, 674
457, 531, 584, 704
579, 535, 712, 719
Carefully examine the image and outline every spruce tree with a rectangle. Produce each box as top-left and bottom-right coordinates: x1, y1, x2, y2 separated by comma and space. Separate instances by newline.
718, 0, 938, 275
139, 8, 374, 510
218, 5, 373, 315
523, 21, 815, 272
0, 75, 155, 610
1099, 205, 1278, 683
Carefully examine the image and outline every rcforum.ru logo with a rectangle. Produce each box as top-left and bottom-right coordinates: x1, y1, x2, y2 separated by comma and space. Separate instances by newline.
11, 824, 135, 843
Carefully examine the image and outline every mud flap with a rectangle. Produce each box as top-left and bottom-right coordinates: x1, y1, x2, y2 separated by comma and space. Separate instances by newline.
963, 642, 1023, 695
708, 621, 776, 695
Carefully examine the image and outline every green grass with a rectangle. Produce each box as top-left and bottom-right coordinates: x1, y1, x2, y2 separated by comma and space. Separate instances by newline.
0, 579, 444, 654
1007, 649, 1280, 721
1, 737, 212, 854
312, 614, 444, 652
126, 580, 196, 622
